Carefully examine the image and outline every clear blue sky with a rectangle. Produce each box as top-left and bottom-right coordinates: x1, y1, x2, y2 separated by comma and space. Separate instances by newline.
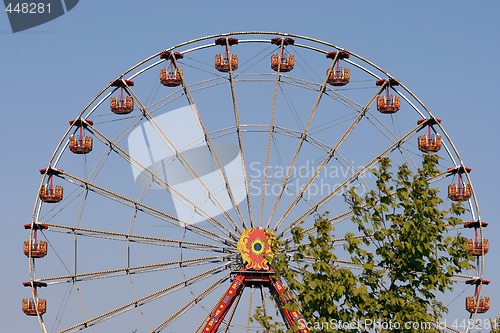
2, 1, 499, 332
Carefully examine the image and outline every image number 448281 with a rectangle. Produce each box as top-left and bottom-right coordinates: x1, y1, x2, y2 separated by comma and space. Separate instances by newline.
5, 3, 51, 14
4, 1, 79, 33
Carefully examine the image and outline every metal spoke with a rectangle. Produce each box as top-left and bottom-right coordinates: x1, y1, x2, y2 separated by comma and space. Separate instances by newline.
55, 169, 235, 245
44, 223, 230, 252
276, 121, 421, 239
87, 122, 240, 241
125, 81, 243, 234
226, 38, 254, 228
265, 53, 344, 229
260, 284, 269, 330
259, 38, 286, 227
151, 272, 230, 332
57, 262, 232, 333
170, 56, 247, 232
221, 291, 242, 333
246, 284, 255, 333
278, 166, 454, 240
272, 83, 386, 232
40, 255, 233, 284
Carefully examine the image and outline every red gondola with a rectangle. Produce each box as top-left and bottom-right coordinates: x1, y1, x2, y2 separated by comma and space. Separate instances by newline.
447, 167, 472, 202
23, 223, 48, 258
417, 118, 442, 153
376, 78, 400, 114
271, 37, 295, 72
465, 279, 490, 313
110, 79, 134, 114
38, 168, 63, 203
22, 281, 47, 316
160, 51, 184, 87
326, 51, 350, 86
69, 119, 93, 154
214, 37, 238, 72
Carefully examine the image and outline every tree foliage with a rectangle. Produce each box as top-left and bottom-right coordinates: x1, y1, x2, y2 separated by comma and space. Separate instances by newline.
488, 314, 500, 333
257, 155, 472, 332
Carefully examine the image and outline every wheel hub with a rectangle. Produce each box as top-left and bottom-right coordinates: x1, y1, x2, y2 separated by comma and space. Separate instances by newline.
237, 227, 275, 270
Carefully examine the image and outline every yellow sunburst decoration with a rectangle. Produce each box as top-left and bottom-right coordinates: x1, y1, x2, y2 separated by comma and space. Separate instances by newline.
237, 228, 275, 270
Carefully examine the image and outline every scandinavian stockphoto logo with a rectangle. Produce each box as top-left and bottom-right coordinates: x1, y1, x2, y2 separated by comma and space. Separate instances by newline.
128, 105, 246, 225
4, 0, 79, 32
247, 160, 373, 198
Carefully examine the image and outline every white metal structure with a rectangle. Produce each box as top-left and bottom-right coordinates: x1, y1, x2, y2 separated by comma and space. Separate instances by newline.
24, 32, 488, 333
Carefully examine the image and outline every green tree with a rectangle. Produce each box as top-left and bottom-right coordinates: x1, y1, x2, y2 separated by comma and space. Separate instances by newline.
257, 155, 472, 332
489, 315, 500, 333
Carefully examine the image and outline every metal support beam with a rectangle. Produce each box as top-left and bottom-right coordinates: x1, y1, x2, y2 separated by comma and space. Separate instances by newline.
198, 268, 309, 333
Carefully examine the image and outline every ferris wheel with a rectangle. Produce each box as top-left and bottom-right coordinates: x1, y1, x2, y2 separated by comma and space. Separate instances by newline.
23, 32, 489, 333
